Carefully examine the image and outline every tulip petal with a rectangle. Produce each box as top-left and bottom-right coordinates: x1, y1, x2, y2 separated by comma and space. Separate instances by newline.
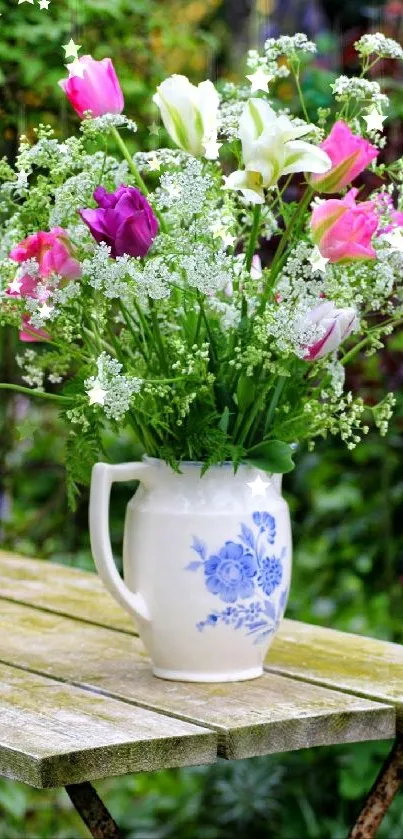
198, 79, 220, 147
154, 75, 210, 157
309, 120, 378, 193
59, 55, 124, 119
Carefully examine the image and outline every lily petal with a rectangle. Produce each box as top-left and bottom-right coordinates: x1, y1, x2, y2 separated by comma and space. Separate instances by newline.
223, 170, 265, 203
283, 141, 331, 175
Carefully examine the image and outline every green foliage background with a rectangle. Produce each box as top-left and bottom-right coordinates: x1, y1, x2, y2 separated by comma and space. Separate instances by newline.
1, 0, 403, 836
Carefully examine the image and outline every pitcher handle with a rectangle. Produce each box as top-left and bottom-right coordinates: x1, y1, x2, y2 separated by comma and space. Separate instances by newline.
89, 461, 152, 623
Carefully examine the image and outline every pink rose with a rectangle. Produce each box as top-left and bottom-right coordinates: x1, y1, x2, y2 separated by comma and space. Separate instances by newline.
309, 121, 378, 194
310, 188, 379, 263
8, 228, 81, 342
59, 56, 124, 119
303, 301, 358, 361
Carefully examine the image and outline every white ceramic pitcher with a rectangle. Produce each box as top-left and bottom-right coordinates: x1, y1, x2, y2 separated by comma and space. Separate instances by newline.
89, 457, 292, 682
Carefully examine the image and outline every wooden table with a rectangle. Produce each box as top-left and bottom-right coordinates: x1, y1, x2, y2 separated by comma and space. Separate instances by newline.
0, 549, 402, 839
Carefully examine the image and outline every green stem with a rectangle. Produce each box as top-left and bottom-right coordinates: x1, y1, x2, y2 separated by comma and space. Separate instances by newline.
241, 204, 262, 325
111, 126, 167, 234
236, 379, 272, 447
245, 205, 262, 272
194, 306, 203, 345
237, 395, 265, 448
261, 187, 313, 311
0, 383, 73, 403
99, 139, 108, 185
264, 375, 287, 435
197, 292, 218, 367
342, 317, 403, 366
111, 126, 148, 193
118, 302, 149, 363
148, 299, 169, 376
83, 326, 115, 357
291, 61, 310, 123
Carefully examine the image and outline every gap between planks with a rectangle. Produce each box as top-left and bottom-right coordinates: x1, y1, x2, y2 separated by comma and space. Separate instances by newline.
0, 661, 217, 788
0, 600, 395, 761
1, 552, 403, 720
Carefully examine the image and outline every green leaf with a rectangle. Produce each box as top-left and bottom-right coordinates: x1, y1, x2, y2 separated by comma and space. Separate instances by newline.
245, 440, 295, 474
236, 375, 255, 413
218, 406, 230, 434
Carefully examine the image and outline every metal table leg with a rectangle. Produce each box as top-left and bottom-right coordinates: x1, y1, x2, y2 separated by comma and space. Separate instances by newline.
66, 781, 123, 839
348, 736, 403, 839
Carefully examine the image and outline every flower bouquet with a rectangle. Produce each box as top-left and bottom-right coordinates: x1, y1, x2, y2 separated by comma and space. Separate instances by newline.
1, 34, 403, 681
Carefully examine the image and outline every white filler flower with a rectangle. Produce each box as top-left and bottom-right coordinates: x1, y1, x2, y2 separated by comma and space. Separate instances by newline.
153, 75, 220, 160
224, 98, 331, 203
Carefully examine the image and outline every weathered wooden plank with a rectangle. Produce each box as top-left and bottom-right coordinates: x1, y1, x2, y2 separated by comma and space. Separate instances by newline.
0, 662, 216, 788
266, 620, 403, 713
2, 552, 403, 720
0, 601, 394, 760
0, 550, 132, 633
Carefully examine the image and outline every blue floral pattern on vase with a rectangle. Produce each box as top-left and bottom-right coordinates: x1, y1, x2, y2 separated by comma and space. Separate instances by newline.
186, 512, 288, 645
204, 542, 256, 602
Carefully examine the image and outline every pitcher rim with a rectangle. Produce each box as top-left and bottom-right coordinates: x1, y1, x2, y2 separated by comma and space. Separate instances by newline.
142, 456, 236, 469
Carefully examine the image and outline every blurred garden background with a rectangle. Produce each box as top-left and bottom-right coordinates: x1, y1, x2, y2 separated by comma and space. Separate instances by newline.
1, 0, 403, 836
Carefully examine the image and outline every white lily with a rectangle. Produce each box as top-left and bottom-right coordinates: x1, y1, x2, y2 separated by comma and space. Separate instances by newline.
224, 99, 331, 203
153, 75, 220, 160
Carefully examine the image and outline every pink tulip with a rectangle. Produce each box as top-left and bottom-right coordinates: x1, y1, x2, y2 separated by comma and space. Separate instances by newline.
250, 254, 263, 280
309, 121, 378, 194
59, 56, 124, 119
310, 188, 379, 263
8, 227, 81, 342
303, 301, 358, 361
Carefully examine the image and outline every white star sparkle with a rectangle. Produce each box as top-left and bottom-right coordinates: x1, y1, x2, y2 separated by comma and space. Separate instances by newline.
363, 109, 386, 133
87, 384, 108, 406
210, 221, 236, 247
308, 247, 329, 275
66, 59, 86, 79
15, 171, 29, 189
8, 279, 22, 294
38, 302, 54, 320
246, 475, 271, 498
246, 68, 273, 93
148, 156, 161, 171
222, 232, 236, 247
203, 138, 222, 160
211, 220, 226, 237
62, 39, 81, 60
38, 0, 50, 9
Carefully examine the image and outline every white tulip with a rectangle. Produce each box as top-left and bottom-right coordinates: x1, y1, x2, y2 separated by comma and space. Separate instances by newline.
224, 98, 331, 203
153, 75, 220, 160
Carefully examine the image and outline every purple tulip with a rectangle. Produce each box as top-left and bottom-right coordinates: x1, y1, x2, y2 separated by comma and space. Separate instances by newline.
80, 185, 159, 258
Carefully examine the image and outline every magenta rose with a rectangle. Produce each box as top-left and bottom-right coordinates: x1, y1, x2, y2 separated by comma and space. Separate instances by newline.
310, 188, 379, 263
8, 228, 81, 342
80, 185, 159, 258
59, 56, 124, 119
309, 121, 378, 194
